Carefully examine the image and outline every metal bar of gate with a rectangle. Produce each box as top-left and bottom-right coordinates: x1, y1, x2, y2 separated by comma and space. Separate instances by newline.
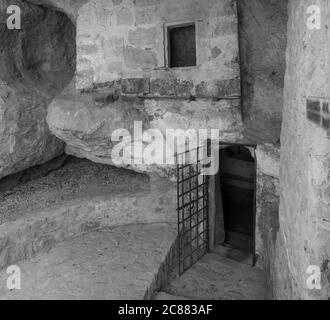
176, 146, 209, 276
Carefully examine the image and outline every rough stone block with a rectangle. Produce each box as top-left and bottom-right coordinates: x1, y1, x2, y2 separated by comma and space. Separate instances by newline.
195, 78, 240, 97
256, 144, 280, 179
144, 99, 243, 134
128, 27, 157, 48
121, 78, 150, 94
255, 171, 280, 271
136, 8, 157, 26
76, 69, 95, 89
107, 61, 124, 74
150, 79, 194, 97
214, 20, 237, 36
124, 46, 157, 69
117, 7, 134, 25
103, 37, 124, 58
150, 78, 176, 96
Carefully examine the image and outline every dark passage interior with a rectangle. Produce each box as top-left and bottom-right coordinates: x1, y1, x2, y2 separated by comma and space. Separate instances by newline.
219, 146, 255, 253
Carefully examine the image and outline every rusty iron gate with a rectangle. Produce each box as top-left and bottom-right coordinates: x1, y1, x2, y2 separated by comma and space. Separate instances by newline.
176, 146, 209, 275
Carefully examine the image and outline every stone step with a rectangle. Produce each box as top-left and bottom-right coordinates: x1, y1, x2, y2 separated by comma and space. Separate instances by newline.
0, 158, 177, 270
0, 223, 177, 300
211, 245, 254, 266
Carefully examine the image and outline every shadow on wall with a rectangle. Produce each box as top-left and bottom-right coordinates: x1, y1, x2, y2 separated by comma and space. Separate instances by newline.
0, 0, 76, 179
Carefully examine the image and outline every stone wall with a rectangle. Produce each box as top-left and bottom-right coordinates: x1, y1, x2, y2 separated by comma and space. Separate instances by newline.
0, 0, 76, 179
238, 0, 288, 143
46, 0, 243, 177
75, 0, 240, 93
274, 0, 330, 299
0, 0, 290, 178
255, 144, 280, 285
45, 0, 291, 177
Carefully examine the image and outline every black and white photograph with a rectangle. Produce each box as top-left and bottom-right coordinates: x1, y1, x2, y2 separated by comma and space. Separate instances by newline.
0, 0, 329, 306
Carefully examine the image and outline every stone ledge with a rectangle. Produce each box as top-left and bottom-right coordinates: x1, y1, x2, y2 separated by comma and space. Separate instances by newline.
0, 223, 178, 300
0, 180, 176, 270
145, 236, 179, 300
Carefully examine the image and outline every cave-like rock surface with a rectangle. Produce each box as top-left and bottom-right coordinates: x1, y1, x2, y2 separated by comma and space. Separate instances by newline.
0, 0, 76, 179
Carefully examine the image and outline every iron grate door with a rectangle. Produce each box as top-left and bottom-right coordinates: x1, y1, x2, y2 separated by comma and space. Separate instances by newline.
176, 147, 209, 275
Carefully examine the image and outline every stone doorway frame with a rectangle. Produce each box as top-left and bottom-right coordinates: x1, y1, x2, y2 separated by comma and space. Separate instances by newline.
208, 142, 258, 266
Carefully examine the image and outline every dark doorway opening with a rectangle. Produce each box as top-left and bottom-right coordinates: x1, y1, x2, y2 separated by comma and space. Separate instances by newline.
216, 145, 256, 254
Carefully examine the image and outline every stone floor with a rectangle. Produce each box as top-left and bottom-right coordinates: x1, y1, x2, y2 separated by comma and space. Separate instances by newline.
0, 157, 268, 300
0, 223, 177, 300
156, 249, 268, 300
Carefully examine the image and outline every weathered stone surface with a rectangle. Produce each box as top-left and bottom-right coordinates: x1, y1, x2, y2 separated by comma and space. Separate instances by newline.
117, 7, 134, 25
103, 37, 124, 59
195, 79, 240, 97
0, 154, 69, 194
256, 172, 280, 274
161, 252, 268, 300
46, 91, 173, 175
0, 0, 76, 179
45, 1, 242, 177
0, 84, 64, 180
46, 86, 243, 177
255, 143, 280, 277
60, 0, 243, 176
0, 158, 176, 269
238, 0, 288, 143
128, 27, 157, 48
136, 6, 158, 26
47, 94, 147, 142
124, 46, 158, 70
0, 223, 177, 300
144, 99, 243, 134
256, 144, 280, 178
122, 78, 150, 94
150, 79, 194, 97
75, 0, 240, 91
275, 0, 330, 300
